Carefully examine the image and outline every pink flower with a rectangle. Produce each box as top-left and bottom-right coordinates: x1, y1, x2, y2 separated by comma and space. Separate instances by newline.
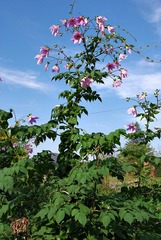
44, 62, 49, 71
96, 16, 107, 35
80, 77, 93, 89
35, 54, 44, 65
107, 62, 116, 72
64, 64, 73, 70
52, 65, 60, 73
76, 16, 88, 26
126, 123, 137, 133
126, 46, 132, 54
64, 64, 69, 69
35, 46, 50, 65
96, 16, 107, 25
40, 46, 50, 57
49, 25, 59, 36
13, 142, 18, 148
61, 19, 67, 27
99, 24, 105, 35
119, 54, 127, 61
139, 93, 146, 101
127, 107, 137, 117
68, 18, 77, 27
71, 31, 83, 44
120, 69, 128, 78
114, 60, 121, 68
24, 143, 33, 154
28, 115, 39, 124
112, 80, 122, 87
107, 26, 115, 33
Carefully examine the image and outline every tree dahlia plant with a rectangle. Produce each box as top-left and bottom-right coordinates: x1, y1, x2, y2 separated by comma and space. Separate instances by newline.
0, 2, 161, 240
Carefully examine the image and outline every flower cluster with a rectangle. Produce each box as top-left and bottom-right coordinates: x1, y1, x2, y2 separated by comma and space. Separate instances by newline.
125, 91, 148, 133
61, 16, 88, 28
1, 142, 33, 155
15, 141, 33, 154
125, 107, 137, 133
35, 14, 131, 89
107, 59, 128, 87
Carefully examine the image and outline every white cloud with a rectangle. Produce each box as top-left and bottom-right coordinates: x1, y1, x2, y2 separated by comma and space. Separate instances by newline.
115, 72, 161, 98
150, 7, 161, 23
133, 0, 161, 35
94, 60, 161, 98
0, 67, 50, 91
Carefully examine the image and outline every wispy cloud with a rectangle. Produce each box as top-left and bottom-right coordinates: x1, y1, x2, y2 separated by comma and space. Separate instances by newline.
150, 7, 161, 23
0, 67, 50, 91
133, 0, 161, 35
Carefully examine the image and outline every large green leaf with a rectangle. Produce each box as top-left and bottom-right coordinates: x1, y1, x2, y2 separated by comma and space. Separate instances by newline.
55, 209, 65, 224
124, 212, 134, 225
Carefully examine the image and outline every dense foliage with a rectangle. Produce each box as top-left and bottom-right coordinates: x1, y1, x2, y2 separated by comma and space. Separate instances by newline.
1, 2, 161, 239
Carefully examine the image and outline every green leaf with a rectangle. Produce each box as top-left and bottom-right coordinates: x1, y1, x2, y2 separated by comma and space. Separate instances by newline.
63, 205, 71, 216
140, 211, 149, 221
0, 204, 9, 218
98, 166, 109, 175
158, 212, 161, 219
122, 163, 135, 172
140, 155, 147, 164
101, 215, 111, 228
108, 212, 116, 220
35, 208, 48, 220
19, 166, 28, 175
47, 208, 56, 220
154, 157, 161, 165
4, 176, 13, 190
0, 180, 3, 191
71, 208, 79, 217
68, 117, 78, 125
0, 223, 11, 235
79, 204, 90, 214
0, 223, 3, 234
76, 142, 82, 151
55, 209, 65, 224
99, 136, 105, 145
124, 212, 134, 225
75, 212, 87, 226
134, 211, 143, 222
119, 208, 127, 220
54, 197, 64, 207
32, 226, 52, 236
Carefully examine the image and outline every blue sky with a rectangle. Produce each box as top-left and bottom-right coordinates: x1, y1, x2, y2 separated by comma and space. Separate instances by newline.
1, 0, 161, 154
